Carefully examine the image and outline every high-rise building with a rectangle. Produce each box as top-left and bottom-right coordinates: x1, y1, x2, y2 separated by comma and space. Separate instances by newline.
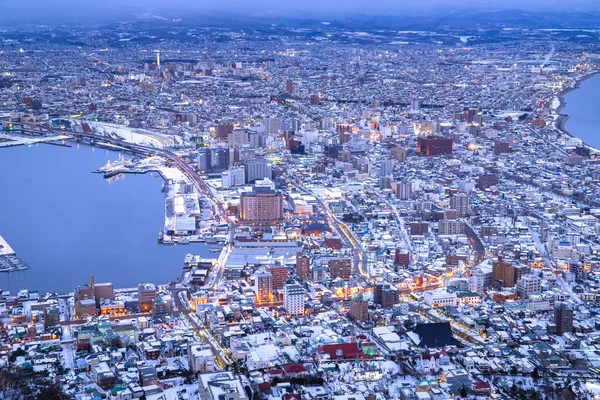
239, 187, 283, 223
152, 296, 170, 318
395, 180, 412, 200
216, 123, 234, 140
382, 287, 399, 308
197, 150, 209, 172
255, 269, 273, 304
138, 283, 157, 313
284, 283, 304, 316
213, 148, 230, 172
492, 260, 529, 288
260, 118, 281, 133
374, 282, 399, 308
379, 160, 394, 177
350, 293, 369, 322
450, 193, 470, 217
374, 282, 385, 306
554, 302, 573, 335
329, 258, 352, 280
245, 158, 272, 183
394, 249, 410, 266
266, 264, 289, 290
469, 269, 486, 293
228, 130, 249, 147
285, 80, 294, 93
417, 136, 453, 156
222, 166, 246, 188
390, 146, 406, 162
296, 253, 311, 281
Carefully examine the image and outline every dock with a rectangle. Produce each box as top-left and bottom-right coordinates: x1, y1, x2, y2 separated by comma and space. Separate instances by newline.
0, 235, 29, 273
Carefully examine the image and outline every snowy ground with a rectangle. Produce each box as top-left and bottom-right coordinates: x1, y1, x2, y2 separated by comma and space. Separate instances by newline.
86, 121, 184, 149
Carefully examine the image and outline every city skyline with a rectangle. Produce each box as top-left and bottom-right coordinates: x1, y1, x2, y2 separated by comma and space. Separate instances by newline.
1, 3, 600, 399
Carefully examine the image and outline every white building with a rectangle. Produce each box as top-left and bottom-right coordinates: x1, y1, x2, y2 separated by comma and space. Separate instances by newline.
469, 269, 486, 293
423, 289, 457, 308
188, 342, 216, 373
284, 283, 305, 316
222, 166, 246, 188
516, 274, 542, 298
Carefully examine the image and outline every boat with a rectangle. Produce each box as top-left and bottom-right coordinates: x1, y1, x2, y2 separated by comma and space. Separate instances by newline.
158, 231, 164, 242
209, 247, 222, 253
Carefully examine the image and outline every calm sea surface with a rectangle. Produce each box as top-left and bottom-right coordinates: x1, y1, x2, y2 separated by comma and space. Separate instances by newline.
0, 143, 209, 294
562, 73, 600, 149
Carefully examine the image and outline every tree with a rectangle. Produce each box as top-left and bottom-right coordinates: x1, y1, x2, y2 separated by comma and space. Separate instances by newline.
460, 385, 468, 398
532, 367, 541, 381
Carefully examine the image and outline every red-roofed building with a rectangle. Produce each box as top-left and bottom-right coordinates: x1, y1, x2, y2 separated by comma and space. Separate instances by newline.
472, 381, 492, 395
267, 368, 284, 377
283, 395, 301, 400
282, 363, 308, 377
317, 343, 362, 361
258, 382, 272, 394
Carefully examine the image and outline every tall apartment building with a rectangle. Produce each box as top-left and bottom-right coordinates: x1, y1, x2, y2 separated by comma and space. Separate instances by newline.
255, 269, 273, 304
492, 260, 529, 288
260, 118, 281, 133
469, 269, 487, 293
295, 253, 311, 281
450, 193, 470, 217
390, 145, 406, 162
394, 249, 411, 266
284, 283, 304, 316
554, 302, 574, 335
374, 282, 400, 308
285, 80, 294, 93
245, 158, 272, 183
394, 180, 412, 200
379, 160, 394, 177
138, 283, 157, 313
227, 130, 248, 147
266, 264, 289, 290
221, 166, 246, 188
329, 258, 352, 280
350, 293, 369, 322
239, 187, 283, 223
216, 123, 234, 140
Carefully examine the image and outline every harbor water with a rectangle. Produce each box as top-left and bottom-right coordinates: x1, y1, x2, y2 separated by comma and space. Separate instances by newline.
562, 73, 600, 149
0, 143, 210, 294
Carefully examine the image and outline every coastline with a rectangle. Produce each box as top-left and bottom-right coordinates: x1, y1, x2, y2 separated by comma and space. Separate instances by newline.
554, 71, 599, 151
